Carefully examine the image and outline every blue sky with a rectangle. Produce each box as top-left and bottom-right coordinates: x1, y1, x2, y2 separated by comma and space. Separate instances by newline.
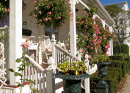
99, 0, 130, 9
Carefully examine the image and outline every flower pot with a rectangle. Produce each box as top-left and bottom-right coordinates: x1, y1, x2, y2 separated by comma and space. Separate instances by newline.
96, 62, 111, 93
97, 62, 111, 78
55, 73, 89, 93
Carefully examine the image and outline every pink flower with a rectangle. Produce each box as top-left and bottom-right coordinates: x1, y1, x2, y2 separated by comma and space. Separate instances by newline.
106, 53, 109, 56
91, 47, 93, 50
38, 11, 41, 14
100, 37, 102, 40
45, 18, 48, 21
81, 49, 84, 53
26, 38, 29, 41
39, 19, 42, 22
48, 11, 51, 15
34, 0, 37, 3
35, 7, 37, 9
20, 39, 31, 48
86, 25, 87, 27
48, 17, 51, 20
100, 50, 103, 53
88, 55, 91, 59
99, 18, 101, 21
76, 21, 78, 24
87, 45, 89, 48
58, 16, 61, 19
5, 8, 8, 12
86, 36, 88, 40
47, 6, 50, 8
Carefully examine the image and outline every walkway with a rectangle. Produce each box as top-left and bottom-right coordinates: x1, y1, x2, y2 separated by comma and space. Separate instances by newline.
119, 73, 130, 93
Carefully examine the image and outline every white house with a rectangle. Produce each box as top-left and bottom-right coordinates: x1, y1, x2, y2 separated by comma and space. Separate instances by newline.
0, 0, 114, 93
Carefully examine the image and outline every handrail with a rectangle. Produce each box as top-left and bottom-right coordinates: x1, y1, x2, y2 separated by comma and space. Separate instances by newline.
0, 25, 8, 30
24, 54, 46, 72
55, 44, 81, 62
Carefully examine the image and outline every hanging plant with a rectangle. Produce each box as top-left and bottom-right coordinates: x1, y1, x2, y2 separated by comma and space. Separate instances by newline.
29, 0, 70, 28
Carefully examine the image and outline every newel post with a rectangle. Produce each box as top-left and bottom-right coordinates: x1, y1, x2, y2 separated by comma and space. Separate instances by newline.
46, 57, 56, 93
84, 54, 90, 93
51, 34, 57, 65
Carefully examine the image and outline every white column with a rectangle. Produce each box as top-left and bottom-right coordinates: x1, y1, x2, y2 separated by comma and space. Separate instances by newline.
70, 0, 76, 56
101, 20, 106, 28
109, 26, 113, 55
9, 0, 22, 85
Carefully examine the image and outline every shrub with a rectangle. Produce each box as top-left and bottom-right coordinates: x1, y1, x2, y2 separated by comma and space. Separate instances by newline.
90, 70, 119, 93
108, 60, 123, 67
113, 44, 129, 55
109, 55, 124, 61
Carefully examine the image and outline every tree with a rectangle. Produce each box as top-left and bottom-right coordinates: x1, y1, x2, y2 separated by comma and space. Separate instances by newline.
105, 5, 130, 52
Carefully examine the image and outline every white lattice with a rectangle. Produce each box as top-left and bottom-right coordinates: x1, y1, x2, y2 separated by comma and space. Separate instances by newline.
0, 42, 7, 88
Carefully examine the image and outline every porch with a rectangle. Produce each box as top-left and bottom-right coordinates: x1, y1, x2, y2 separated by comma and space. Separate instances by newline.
0, 0, 114, 93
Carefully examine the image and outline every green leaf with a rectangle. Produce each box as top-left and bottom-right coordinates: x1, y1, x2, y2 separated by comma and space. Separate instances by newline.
17, 83, 23, 87
22, 52, 27, 55
14, 72, 20, 76
9, 69, 14, 72
16, 58, 21, 63
25, 63, 30, 67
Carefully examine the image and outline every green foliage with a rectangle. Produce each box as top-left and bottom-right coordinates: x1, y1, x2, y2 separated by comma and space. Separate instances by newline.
57, 61, 87, 75
105, 5, 124, 18
0, 31, 7, 41
113, 44, 129, 55
0, 0, 9, 20
9, 52, 38, 93
90, 70, 119, 93
109, 55, 124, 61
90, 55, 130, 93
92, 54, 109, 63
29, 0, 70, 28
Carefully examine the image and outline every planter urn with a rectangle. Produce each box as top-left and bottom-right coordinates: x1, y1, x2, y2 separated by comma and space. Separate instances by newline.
55, 73, 89, 93
96, 62, 111, 93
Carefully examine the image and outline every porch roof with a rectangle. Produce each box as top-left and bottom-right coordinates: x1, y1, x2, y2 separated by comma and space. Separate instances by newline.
83, 0, 115, 26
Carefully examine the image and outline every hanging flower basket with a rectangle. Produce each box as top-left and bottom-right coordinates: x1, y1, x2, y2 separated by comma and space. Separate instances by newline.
29, 0, 70, 28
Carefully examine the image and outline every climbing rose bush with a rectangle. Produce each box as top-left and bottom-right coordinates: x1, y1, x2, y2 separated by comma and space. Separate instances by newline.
76, 15, 113, 63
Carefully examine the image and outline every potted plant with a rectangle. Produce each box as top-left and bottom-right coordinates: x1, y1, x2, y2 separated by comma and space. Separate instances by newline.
56, 61, 89, 93
92, 53, 110, 92
29, 0, 70, 33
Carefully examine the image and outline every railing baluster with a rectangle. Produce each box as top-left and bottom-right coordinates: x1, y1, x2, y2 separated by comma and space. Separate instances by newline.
35, 67, 38, 90
39, 70, 41, 93
29, 64, 31, 80
42, 72, 46, 93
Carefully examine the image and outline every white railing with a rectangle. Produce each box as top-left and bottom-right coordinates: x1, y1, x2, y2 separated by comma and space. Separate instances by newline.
24, 54, 46, 93
55, 44, 81, 65
0, 42, 7, 88
0, 87, 14, 93
51, 34, 81, 66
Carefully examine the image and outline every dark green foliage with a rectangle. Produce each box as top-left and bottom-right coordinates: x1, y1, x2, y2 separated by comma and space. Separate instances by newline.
109, 55, 124, 61
108, 60, 123, 67
113, 44, 129, 55
107, 67, 122, 82
90, 70, 119, 93
90, 55, 130, 93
